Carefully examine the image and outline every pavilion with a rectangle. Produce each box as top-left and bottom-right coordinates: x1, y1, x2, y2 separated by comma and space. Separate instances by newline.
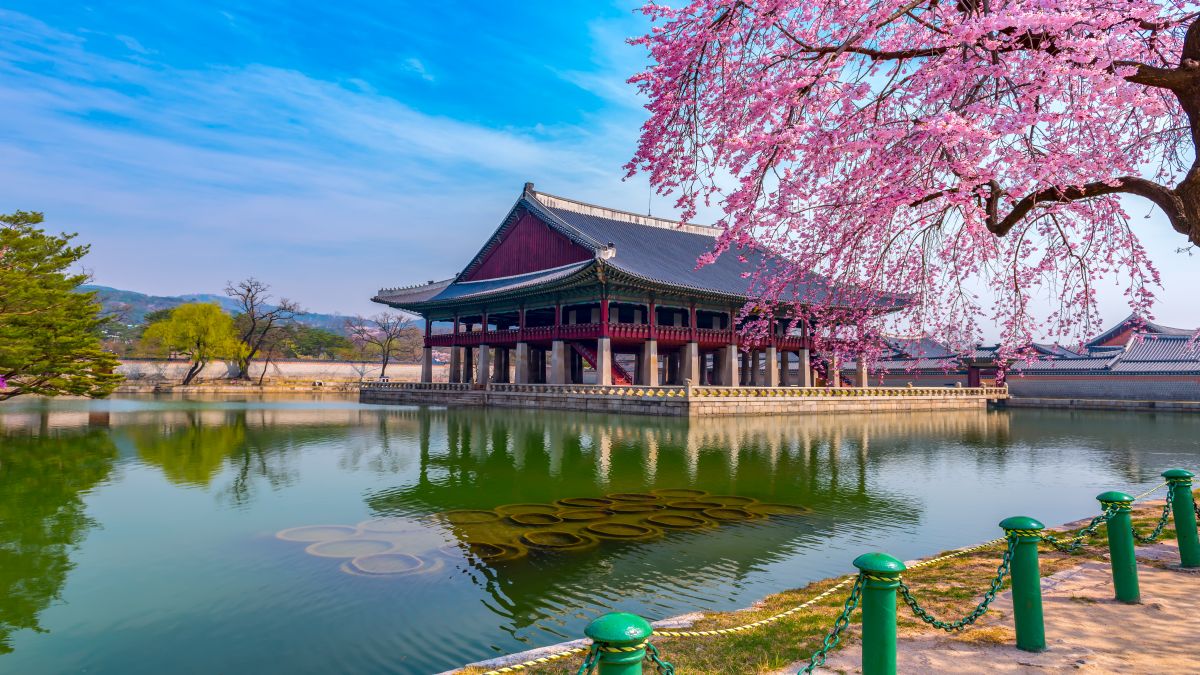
372, 183, 902, 388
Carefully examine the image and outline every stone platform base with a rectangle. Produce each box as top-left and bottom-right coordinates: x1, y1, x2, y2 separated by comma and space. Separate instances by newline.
1005, 397, 1200, 413
360, 383, 1006, 417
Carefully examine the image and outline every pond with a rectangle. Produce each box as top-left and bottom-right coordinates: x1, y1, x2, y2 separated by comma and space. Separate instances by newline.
1, 396, 1198, 674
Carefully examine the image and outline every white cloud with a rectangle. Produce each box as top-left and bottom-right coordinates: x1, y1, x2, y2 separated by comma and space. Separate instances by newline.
0, 10, 663, 315
401, 57, 434, 82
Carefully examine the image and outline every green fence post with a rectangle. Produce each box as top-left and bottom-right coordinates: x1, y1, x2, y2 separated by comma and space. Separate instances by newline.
1163, 469, 1200, 568
584, 612, 652, 675
999, 516, 1045, 652
1096, 491, 1140, 603
852, 552, 905, 675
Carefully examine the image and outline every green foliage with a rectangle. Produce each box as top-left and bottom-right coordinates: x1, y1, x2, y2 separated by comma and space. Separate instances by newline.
0, 211, 122, 400
0, 430, 117, 654
284, 325, 351, 359
132, 417, 247, 487
141, 302, 244, 384
142, 308, 174, 327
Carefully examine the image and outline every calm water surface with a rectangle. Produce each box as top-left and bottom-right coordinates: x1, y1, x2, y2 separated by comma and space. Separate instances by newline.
2, 396, 1198, 674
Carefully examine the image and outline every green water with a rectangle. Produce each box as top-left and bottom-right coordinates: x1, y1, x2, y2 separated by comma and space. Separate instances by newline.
1, 396, 1198, 674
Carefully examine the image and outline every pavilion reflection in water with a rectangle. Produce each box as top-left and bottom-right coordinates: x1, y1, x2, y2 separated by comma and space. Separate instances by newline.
271, 408, 1015, 630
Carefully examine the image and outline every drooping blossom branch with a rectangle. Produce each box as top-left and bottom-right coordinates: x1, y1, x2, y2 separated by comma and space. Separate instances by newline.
628, 0, 1199, 363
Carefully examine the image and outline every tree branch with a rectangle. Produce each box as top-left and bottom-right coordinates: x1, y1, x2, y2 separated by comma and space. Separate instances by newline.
986, 177, 1185, 236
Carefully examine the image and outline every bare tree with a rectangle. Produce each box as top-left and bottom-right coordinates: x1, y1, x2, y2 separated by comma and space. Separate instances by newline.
346, 312, 413, 378
225, 277, 303, 380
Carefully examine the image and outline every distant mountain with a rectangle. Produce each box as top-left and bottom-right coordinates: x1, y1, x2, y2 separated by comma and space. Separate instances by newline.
80, 285, 362, 333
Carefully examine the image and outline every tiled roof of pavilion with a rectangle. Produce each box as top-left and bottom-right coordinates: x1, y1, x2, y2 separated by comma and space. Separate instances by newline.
374, 184, 908, 311
880, 335, 956, 359
1084, 314, 1195, 347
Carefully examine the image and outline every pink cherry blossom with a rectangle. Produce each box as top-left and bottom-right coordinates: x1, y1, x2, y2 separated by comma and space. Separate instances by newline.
627, 0, 1198, 365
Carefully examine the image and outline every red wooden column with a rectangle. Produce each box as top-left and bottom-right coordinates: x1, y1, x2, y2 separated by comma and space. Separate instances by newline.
452, 314, 460, 345
424, 316, 432, 347
688, 304, 697, 341
600, 296, 610, 337
648, 298, 657, 339
518, 306, 526, 336
553, 302, 562, 339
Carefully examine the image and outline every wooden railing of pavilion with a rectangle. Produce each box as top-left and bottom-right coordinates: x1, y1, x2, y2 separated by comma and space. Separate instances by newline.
426, 322, 813, 350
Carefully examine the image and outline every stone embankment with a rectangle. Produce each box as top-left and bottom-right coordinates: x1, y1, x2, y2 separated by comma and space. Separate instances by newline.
114, 360, 444, 393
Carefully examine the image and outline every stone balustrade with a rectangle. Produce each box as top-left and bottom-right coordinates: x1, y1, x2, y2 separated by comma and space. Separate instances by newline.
364, 381, 473, 391
362, 380, 1007, 400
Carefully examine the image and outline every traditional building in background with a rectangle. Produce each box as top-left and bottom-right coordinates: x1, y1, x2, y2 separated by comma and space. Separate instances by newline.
870, 315, 1200, 402
374, 183, 903, 388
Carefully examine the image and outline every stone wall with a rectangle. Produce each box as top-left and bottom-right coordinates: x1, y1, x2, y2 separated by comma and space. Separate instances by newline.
876, 373, 967, 387
1006, 374, 1200, 402
1004, 397, 1200, 413
118, 359, 448, 383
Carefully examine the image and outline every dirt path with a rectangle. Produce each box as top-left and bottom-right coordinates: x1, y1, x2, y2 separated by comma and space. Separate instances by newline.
784, 541, 1200, 674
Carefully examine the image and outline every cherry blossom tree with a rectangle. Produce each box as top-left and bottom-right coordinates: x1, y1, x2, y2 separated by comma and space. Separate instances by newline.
627, 0, 1199, 360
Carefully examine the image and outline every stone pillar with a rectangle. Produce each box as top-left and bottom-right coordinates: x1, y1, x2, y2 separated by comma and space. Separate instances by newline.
681, 342, 699, 384
641, 339, 659, 386
476, 344, 491, 385
515, 342, 530, 384
779, 350, 791, 387
749, 351, 760, 386
492, 348, 505, 383
798, 349, 812, 387
829, 357, 841, 387
551, 341, 567, 384
596, 337, 613, 386
740, 351, 750, 385
464, 347, 474, 384
722, 345, 740, 386
449, 346, 462, 383
420, 347, 433, 383
856, 355, 869, 388
766, 346, 780, 387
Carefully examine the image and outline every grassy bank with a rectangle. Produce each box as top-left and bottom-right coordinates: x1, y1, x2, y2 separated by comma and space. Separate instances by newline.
460, 495, 1185, 675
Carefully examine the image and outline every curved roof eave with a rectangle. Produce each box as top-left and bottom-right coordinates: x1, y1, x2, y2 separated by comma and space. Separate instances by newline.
373, 261, 600, 313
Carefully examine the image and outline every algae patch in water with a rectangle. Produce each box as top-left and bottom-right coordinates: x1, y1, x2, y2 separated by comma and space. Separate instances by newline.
276, 489, 808, 577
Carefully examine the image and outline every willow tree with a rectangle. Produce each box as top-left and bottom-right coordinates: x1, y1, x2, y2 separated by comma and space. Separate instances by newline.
628, 1, 1199, 355
142, 303, 244, 385
0, 211, 121, 400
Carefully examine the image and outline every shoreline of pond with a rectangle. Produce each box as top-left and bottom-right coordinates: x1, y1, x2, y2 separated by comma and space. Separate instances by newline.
453, 496, 1183, 675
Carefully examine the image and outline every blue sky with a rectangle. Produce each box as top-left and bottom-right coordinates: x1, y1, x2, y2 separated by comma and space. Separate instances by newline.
1, 2, 1195, 333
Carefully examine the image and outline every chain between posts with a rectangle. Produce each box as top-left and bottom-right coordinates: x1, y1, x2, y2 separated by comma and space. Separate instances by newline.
646, 643, 676, 674
1133, 482, 1174, 544
800, 575, 864, 674
574, 645, 600, 675
897, 536, 1017, 631
1039, 504, 1119, 553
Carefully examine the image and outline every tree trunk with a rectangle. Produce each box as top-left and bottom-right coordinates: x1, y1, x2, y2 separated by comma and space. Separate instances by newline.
236, 355, 251, 381
182, 360, 205, 385
380, 355, 389, 378
257, 347, 276, 386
